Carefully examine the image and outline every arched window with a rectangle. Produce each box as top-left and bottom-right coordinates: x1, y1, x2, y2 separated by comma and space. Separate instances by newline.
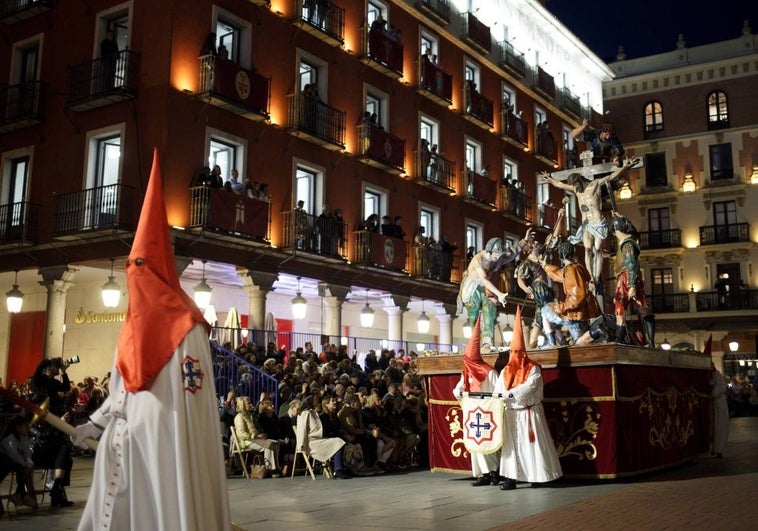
644, 101, 664, 135
707, 90, 729, 129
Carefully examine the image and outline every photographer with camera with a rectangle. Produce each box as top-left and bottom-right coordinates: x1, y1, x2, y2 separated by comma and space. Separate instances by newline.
30, 356, 75, 508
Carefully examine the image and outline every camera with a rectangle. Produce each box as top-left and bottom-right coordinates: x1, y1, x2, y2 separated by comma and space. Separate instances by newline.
65, 355, 81, 365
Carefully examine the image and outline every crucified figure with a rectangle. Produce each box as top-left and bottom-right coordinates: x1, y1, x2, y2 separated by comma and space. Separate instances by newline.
541, 157, 638, 287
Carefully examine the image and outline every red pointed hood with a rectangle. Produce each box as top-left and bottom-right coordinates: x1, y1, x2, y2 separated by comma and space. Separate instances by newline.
462, 316, 493, 392
116, 149, 209, 392
703, 334, 713, 357
501, 306, 538, 390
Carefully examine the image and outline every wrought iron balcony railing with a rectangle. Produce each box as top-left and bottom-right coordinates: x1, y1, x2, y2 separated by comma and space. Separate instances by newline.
465, 171, 497, 208
198, 54, 270, 119
0, 201, 38, 244
534, 66, 556, 99
498, 41, 526, 77
499, 186, 532, 223
53, 183, 135, 236
696, 289, 758, 311
363, 24, 404, 76
1, 0, 52, 23
536, 126, 558, 165
0, 80, 45, 133
286, 93, 346, 149
411, 244, 461, 283
460, 12, 490, 54
418, 58, 453, 104
639, 229, 681, 250
413, 0, 450, 25
463, 81, 493, 126
67, 50, 140, 110
357, 124, 405, 171
415, 149, 456, 192
354, 230, 408, 272
281, 209, 348, 259
294, 0, 345, 44
699, 223, 750, 245
500, 110, 529, 148
189, 186, 271, 242
649, 293, 690, 314
557, 87, 581, 118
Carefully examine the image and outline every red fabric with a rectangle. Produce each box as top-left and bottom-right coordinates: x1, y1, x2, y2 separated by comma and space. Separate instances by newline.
209, 190, 268, 238
501, 306, 538, 390
462, 316, 492, 392
116, 149, 209, 392
6, 312, 45, 384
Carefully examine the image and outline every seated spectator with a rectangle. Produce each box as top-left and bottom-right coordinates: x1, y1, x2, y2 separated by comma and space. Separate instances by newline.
234, 396, 280, 474
0, 415, 38, 510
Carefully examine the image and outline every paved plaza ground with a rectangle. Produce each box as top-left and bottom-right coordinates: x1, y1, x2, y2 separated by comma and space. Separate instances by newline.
1, 416, 756, 530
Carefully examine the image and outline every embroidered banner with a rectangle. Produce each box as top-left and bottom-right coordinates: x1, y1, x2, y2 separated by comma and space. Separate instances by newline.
460, 394, 503, 454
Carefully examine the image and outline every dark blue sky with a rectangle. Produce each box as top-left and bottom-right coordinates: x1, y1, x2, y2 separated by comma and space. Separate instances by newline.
546, 0, 758, 62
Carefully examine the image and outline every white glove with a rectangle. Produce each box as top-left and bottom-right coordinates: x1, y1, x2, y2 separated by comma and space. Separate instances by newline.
72, 421, 103, 449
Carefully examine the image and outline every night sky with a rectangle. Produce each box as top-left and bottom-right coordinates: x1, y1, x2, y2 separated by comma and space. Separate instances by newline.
545, 0, 758, 62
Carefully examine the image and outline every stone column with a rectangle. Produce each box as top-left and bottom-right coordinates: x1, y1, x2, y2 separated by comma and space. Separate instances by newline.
434, 302, 456, 351
318, 283, 351, 337
238, 270, 278, 331
382, 294, 409, 350
38, 265, 78, 358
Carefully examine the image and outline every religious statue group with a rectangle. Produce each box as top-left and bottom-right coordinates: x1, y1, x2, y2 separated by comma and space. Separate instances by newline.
457, 119, 654, 353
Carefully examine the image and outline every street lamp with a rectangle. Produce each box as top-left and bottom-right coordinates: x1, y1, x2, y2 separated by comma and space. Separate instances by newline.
291, 276, 307, 320
6, 270, 23, 313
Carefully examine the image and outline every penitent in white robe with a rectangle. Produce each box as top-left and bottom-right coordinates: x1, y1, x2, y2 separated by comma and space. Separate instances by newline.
78, 324, 231, 531
453, 371, 501, 477
710, 369, 729, 455
495, 366, 562, 483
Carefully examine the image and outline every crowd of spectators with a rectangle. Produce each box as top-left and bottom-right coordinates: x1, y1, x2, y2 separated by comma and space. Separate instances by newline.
218, 339, 429, 479
725, 375, 758, 417
193, 165, 272, 203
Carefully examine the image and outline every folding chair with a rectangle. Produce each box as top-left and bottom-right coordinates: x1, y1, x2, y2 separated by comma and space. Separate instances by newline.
290, 414, 333, 480
228, 427, 260, 479
5, 468, 48, 514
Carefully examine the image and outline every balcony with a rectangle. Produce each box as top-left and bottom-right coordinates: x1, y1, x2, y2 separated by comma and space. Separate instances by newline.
696, 290, 758, 312
418, 58, 453, 105
460, 12, 490, 54
413, 0, 450, 26
0, 201, 38, 246
188, 187, 270, 243
498, 41, 526, 78
0, 80, 44, 133
649, 293, 691, 314
52, 184, 135, 239
354, 230, 407, 273
463, 81, 493, 128
280, 209, 348, 260
639, 229, 681, 250
464, 171, 497, 209
538, 202, 559, 228
361, 25, 403, 78
1, 0, 52, 23
699, 223, 750, 245
500, 110, 529, 150
533, 66, 556, 100
286, 93, 346, 150
198, 55, 270, 121
414, 149, 456, 193
356, 124, 405, 173
411, 244, 461, 283
293, 0, 345, 45
67, 50, 139, 111
500, 186, 532, 223
557, 87, 581, 118
535, 126, 558, 167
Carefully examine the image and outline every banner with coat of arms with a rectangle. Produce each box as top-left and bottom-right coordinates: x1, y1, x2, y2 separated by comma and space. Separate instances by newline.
460, 394, 503, 454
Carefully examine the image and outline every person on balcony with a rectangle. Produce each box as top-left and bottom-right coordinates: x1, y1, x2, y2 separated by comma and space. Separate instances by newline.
438, 235, 458, 282
100, 29, 119, 91
294, 200, 311, 250
209, 165, 224, 189
317, 205, 336, 256
228, 169, 245, 194
419, 139, 431, 179
429, 144, 443, 184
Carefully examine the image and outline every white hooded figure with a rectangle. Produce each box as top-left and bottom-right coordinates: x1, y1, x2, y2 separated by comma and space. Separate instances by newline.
74, 149, 231, 530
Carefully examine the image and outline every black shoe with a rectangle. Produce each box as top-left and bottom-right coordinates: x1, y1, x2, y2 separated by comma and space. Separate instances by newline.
472, 476, 491, 487
333, 469, 353, 479
500, 479, 517, 491
531, 482, 543, 488
51, 485, 74, 508
491, 475, 505, 486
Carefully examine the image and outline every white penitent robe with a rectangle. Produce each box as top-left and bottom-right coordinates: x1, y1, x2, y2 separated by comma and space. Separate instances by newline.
78, 325, 231, 531
453, 371, 501, 477
495, 366, 563, 483
710, 369, 729, 455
